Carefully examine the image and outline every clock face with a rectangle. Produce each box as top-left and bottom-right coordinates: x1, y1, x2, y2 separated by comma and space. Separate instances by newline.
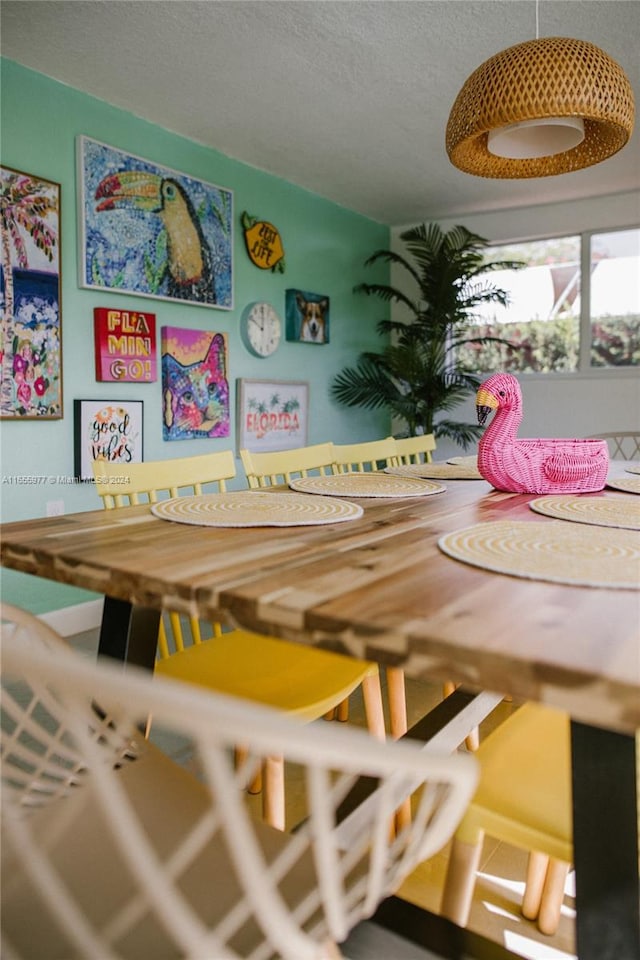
244, 302, 282, 357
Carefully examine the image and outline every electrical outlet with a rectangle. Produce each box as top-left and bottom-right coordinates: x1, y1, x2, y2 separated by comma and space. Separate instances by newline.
46, 500, 65, 517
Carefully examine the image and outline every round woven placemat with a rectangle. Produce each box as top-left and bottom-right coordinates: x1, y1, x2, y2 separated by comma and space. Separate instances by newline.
438, 520, 639, 590
447, 455, 479, 468
529, 494, 640, 530
385, 462, 483, 480
289, 473, 445, 499
606, 476, 640, 495
150, 492, 363, 527
625, 464, 640, 475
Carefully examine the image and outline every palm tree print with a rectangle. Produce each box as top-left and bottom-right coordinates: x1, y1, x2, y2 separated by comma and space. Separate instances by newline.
1, 168, 60, 417
1, 170, 56, 322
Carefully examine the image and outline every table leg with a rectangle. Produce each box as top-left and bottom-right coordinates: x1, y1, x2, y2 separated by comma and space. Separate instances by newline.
97, 596, 160, 671
571, 720, 640, 960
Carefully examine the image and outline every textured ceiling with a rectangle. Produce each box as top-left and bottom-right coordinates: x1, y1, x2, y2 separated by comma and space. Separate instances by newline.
2, 0, 639, 226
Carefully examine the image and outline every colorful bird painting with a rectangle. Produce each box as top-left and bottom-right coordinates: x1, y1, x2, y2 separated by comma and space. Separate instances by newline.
476, 372, 609, 494
95, 172, 216, 304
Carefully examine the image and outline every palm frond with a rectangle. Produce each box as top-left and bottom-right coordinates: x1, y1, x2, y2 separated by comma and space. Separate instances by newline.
376, 318, 416, 338
362, 249, 422, 287
468, 258, 526, 277
335, 221, 514, 439
434, 418, 484, 449
451, 334, 523, 352
331, 359, 400, 409
354, 282, 417, 314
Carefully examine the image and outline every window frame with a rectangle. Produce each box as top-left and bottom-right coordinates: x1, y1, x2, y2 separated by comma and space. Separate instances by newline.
475, 224, 640, 379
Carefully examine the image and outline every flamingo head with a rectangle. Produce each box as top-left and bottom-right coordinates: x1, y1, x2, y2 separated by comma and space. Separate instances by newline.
476, 373, 522, 426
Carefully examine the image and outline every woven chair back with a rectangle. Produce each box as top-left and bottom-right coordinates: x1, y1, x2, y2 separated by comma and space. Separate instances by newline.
1, 603, 477, 960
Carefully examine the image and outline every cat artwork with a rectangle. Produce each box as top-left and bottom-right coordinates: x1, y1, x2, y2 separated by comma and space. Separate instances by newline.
161, 326, 230, 440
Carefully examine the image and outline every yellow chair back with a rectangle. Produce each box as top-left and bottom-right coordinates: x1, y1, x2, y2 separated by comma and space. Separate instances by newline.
240, 442, 336, 488
332, 437, 398, 473
92, 452, 237, 654
92, 450, 236, 509
394, 434, 436, 465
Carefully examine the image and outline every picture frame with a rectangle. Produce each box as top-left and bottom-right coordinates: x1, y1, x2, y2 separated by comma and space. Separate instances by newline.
161, 326, 230, 441
94, 307, 157, 382
0, 166, 63, 419
74, 398, 143, 481
77, 136, 233, 310
285, 288, 330, 344
237, 379, 308, 453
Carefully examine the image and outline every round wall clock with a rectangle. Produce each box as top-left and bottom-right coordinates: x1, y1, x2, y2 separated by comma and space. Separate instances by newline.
242, 301, 282, 358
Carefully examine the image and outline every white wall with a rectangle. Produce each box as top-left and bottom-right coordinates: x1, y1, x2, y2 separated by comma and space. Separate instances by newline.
392, 190, 640, 459
409, 190, 640, 245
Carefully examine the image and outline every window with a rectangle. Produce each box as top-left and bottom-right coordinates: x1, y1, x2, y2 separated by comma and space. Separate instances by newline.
457, 227, 639, 374
589, 230, 640, 368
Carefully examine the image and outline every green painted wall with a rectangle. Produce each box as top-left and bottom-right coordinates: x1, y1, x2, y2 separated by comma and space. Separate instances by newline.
1, 59, 390, 613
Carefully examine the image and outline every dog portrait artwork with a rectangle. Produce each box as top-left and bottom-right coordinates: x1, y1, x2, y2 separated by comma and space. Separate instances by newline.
285, 289, 330, 344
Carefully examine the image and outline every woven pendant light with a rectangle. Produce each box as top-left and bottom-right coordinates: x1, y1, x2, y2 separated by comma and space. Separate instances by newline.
446, 36, 635, 178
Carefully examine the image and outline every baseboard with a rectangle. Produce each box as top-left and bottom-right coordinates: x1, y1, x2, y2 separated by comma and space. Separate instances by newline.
39, 598, 104, 637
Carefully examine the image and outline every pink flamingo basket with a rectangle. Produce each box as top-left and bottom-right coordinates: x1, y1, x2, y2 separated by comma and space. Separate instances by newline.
475, 373, 609, 495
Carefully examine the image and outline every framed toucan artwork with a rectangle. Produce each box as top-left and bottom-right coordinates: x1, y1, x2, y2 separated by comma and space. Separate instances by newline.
77, 136, 233, 310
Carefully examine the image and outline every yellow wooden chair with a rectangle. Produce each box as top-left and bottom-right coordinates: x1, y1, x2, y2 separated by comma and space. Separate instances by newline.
239, 441, 336, 488
238, 440, 406, 739
394, 433, 436, 464
92, 451, 387, 831
440, 702, 573, 936
238, 441, 411, 830
240, 440, 352, 729
295, 437, 406, 744
389, 433, 479, 751
331, 436, 477, 754
331, 436, 399, 473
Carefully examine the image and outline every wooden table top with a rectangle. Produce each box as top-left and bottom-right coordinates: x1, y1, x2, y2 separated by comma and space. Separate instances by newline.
2, 478, 639, 733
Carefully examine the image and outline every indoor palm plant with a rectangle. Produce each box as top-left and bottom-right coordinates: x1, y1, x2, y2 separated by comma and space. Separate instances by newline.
332, 222, 523, 449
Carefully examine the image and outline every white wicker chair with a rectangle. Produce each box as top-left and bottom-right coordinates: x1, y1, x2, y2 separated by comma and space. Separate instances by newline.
587, 431, 640, 461
1, 604, 477, 960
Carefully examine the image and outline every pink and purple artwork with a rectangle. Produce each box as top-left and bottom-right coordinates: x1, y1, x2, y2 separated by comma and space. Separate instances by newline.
161, 326, 230, 441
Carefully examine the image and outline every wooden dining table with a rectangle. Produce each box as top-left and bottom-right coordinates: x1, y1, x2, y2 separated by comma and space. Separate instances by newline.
1, 475, 638, 960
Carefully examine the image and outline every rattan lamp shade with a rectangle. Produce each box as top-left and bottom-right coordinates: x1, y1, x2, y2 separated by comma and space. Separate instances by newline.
446, 36, 635, 178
